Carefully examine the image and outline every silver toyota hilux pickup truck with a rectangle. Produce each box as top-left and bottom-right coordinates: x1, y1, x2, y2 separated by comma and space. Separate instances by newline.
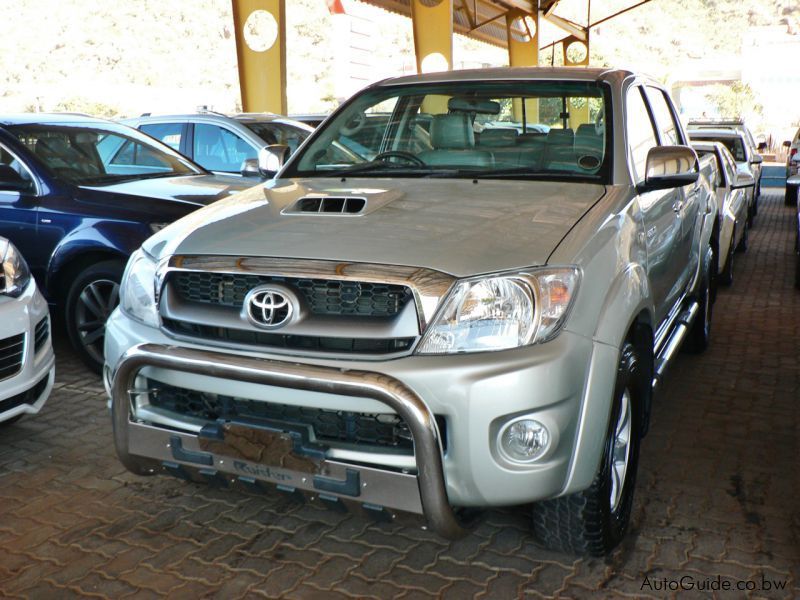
105, 67, 716, 556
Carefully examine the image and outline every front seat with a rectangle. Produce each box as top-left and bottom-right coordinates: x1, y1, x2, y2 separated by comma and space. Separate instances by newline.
418, 114, 493, 168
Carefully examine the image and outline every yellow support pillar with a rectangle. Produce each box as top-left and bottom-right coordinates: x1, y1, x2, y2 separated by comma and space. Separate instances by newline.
411, 0, 453, 114
505, 8, 539, 123
562, 33, 591, 128
231, 0, 286, 114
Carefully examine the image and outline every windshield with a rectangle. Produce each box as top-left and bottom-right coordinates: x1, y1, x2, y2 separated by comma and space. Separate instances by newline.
9, 123, 201, 185
286, 81, 611, 181
244, 121, 311, 154
692, 134, 746, 162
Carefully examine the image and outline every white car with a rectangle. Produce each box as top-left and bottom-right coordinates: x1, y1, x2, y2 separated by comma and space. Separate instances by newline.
0, 238, 55, 426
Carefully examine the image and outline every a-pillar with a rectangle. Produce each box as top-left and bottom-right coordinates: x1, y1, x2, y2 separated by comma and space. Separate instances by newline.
231, 0, 287, 114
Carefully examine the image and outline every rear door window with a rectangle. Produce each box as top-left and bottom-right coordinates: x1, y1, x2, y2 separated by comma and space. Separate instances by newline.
140, 122, 184, 151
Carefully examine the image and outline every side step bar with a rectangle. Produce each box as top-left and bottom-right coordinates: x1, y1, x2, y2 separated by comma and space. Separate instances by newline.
652, 301, 699, 389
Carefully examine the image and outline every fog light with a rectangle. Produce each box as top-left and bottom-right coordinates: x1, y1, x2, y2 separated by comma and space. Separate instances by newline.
499, 419, 550, 463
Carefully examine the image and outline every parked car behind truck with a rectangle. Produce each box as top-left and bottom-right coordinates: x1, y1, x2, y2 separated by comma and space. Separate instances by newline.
0, 114, 255, 371
106, 67, 716, 556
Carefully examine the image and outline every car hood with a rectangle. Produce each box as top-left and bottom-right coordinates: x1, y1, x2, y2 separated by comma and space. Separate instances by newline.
79, 174, 256, 207
145, 177, 606, 277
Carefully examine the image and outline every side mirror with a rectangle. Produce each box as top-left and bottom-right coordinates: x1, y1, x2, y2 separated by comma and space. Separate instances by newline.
240, 158, 260, 177
757, 142, 767, 151
638, 145, 699, 192
732, 171, 755, 189
750, 154, 763, 165
783, 140, 791, 148
258, 144, 290, 179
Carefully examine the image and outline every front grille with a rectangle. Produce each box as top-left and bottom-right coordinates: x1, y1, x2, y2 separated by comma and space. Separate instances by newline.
170, 272, 413, 317
147, 380, 447, 452
162, 318, 415, 355
0, 333, 24, 381
34, 316, 49, 354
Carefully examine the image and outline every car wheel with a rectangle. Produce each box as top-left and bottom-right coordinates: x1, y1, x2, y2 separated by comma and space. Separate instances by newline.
736, 222, 748, 253
719, 232, 735, 286
531, 342, 642, 556
785, 183, 798, 207
65, 260, 125, 373
684, 248, 713, 354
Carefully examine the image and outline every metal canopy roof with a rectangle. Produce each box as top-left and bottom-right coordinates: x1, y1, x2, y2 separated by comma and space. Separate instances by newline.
361, 0, 652, 50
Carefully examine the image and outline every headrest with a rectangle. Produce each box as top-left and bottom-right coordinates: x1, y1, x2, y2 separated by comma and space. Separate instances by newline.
479, 128, 518, 147
546, 128, 575, 145
448, 97, 501, 115
430, 114, 474, 149
575, 123, 598, 137
516, 132, 546, 145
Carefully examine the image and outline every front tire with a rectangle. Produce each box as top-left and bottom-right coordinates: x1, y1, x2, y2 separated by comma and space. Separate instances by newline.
531, 343, 642, 556
719, 231, 735, 286
65, 260, 125, 373
684, 247, 713, 353
785, 183, 798, 207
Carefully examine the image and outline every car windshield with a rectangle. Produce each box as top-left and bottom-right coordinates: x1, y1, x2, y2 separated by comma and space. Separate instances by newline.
244, 122, 310, 154
286, 81, 611, 181
9, 123, 201, 185
692, 134, 746, 162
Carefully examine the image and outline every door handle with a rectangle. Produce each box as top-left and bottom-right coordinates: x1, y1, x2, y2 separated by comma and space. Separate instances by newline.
672, 201, 682, 213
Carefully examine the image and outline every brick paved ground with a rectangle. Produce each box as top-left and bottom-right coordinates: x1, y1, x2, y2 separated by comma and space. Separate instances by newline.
0, 189, 798, 599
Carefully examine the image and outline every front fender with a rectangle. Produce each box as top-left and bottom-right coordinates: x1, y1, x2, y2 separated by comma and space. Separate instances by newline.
592, 262, 654, 349
45, 221, 149, 295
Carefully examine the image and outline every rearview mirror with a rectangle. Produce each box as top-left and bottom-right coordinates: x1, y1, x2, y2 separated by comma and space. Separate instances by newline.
638, 146, 699, 192
258, 144, 290, 179
751, 154, 763, 165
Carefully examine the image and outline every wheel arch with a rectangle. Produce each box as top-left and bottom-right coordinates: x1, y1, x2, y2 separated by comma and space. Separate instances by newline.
47, 247, 129, 309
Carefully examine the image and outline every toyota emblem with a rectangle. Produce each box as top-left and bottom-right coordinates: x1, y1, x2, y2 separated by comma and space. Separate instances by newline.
244, 286, 294, 329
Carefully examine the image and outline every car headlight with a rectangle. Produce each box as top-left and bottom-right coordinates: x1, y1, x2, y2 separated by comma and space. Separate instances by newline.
119, 249, 159, 327
0, 239, 31, 298
416, 267, 580, 354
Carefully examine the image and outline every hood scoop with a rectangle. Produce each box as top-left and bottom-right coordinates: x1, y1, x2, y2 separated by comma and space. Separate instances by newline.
286, 196, 367, 215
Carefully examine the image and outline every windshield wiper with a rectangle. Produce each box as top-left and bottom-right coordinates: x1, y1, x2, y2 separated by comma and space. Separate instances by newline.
455, 167, 594, 179
323, 160, 434, 178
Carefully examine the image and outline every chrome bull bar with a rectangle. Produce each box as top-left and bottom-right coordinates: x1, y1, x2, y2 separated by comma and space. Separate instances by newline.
111, 343, 467, 539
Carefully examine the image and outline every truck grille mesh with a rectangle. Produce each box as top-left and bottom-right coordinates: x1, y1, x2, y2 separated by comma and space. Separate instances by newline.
170, 272, 413, 317
147, 380, 446, 453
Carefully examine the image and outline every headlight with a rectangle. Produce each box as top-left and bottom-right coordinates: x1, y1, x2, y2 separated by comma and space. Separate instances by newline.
416, 267, 580, 354
119, 249, 159, 327
0, 239, 31, 298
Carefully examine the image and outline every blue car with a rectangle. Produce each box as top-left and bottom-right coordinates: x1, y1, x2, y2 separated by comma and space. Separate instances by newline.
0, 114, 256, 371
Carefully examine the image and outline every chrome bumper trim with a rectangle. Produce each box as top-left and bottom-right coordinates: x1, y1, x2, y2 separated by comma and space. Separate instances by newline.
111, 343, 467, 539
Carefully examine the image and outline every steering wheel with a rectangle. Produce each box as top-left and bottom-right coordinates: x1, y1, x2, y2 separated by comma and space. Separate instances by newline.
372, 150, 426, 166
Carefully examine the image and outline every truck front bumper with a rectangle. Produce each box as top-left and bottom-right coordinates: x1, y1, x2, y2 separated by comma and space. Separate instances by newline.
107, 310, 620, 537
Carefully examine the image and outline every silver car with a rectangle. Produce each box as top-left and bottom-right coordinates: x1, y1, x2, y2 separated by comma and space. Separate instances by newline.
106, 67, 716, 556
123, 112, 313, 179
688, 128, 762, 223
691, 141, 754, 285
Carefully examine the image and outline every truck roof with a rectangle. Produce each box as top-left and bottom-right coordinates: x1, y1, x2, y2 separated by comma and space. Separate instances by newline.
378, 66, 637, 87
